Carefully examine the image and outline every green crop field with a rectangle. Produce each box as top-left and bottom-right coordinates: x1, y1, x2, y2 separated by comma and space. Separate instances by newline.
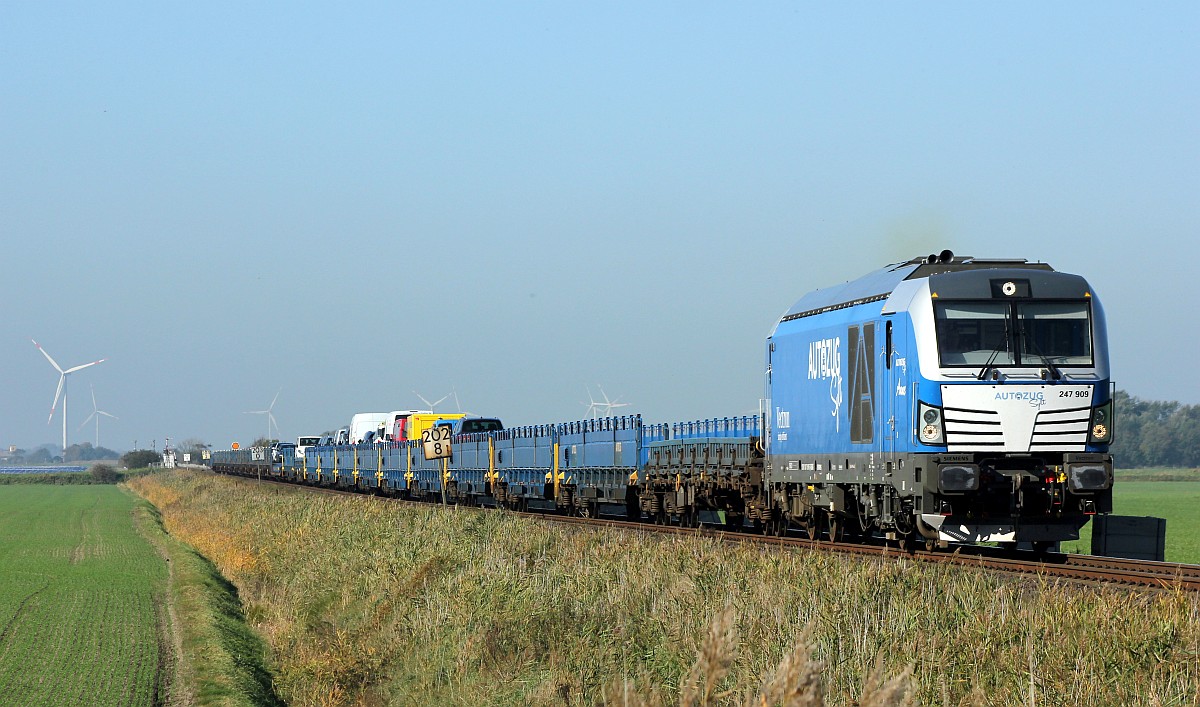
0, 486, 169, 705
1061, 479, 1200, 564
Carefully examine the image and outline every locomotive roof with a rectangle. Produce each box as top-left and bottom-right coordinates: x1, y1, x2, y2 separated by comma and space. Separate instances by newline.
778, 254, 1055, 323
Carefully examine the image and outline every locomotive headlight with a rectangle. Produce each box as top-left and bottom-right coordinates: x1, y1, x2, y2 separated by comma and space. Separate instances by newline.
918, 402, 944, 445
1066, 463, 1112, 491
1088, 400, 1114, 445
939, 464, 979, 492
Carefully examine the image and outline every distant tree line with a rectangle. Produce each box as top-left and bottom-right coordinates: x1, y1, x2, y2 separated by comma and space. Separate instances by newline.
3, 442, 121, 466
1110, 390, 1200, 468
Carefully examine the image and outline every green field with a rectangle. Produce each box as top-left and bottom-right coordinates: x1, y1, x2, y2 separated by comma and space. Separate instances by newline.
1061, 479, 1200, 563
0, 486, 169, 705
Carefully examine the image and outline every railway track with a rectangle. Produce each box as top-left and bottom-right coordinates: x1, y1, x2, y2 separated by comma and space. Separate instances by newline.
224, 471, 1200, 592
536, 513, 1200, 591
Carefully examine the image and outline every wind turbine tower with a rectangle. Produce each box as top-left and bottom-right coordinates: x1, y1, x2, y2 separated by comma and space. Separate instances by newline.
32, 340, 106, 455
79, 384, 118, 448
243, 389, 281, 443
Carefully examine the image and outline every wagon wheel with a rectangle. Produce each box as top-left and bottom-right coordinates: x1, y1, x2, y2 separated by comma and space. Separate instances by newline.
827, 512, 844, 543
801, 516, 819, 541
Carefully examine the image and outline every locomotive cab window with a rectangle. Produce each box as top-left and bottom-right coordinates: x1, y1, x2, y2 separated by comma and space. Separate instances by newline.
1017, 302, 1093, 366
935, 302, 1012, 366
934, 300, 1093, 367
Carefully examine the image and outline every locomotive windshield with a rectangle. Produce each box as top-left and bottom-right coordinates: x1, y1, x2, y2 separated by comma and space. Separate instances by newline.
935, 300, 1092, 367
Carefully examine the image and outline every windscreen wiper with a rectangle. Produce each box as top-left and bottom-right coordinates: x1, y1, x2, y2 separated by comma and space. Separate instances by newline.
977, 317, 1012, 380
1020, 325, 1061, 380
976, 344, 1005, 380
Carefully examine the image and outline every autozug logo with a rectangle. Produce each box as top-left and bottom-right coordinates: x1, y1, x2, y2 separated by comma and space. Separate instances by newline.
994, 390, 1046, 407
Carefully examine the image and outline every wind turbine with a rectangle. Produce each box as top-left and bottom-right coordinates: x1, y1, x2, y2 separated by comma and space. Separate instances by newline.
32, 339, 106, 455
413, 390, 450, 412
584, 385, 630, 419
78, 384, 118, 448
582, 386, 601, 419
243, 389, 281, 443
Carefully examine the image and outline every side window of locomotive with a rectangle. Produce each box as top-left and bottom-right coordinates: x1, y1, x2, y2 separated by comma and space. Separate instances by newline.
847, 323, 875, 444
1017, 302, 1093, 365
934, 302, 1013, 366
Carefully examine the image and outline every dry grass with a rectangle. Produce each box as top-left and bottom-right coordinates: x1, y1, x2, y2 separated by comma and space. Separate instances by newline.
129, 471, 1200, 706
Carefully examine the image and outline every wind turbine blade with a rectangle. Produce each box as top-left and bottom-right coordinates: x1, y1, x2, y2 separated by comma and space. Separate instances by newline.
413, 391, 433, 407
269, 389, 281, 410
48, 375, 65, 423
64, 358, 105, 375
79, 411, 97, 430
32, 339, 64, 373
98, 411, 118, 420
91, 384, 98, 410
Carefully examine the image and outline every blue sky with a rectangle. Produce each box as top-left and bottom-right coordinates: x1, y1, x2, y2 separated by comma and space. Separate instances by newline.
2, 2, 1197, 452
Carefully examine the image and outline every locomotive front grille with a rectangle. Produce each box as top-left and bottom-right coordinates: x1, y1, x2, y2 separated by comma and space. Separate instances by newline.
940, 386, 1095, 453
1029, 407, 1090, 451
943, 407, 1004, 451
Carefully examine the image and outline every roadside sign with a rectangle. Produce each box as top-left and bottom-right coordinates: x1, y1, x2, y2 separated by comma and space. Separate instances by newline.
422, 425, 452, 460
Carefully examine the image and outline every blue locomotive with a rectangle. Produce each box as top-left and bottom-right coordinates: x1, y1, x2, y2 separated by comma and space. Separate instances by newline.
760, 250, 1113, 548
211, 251, 1113, 550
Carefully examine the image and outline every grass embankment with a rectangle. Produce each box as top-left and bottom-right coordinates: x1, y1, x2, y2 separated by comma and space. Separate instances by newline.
135, 490, 283, 706
130, 470, 1200, 706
